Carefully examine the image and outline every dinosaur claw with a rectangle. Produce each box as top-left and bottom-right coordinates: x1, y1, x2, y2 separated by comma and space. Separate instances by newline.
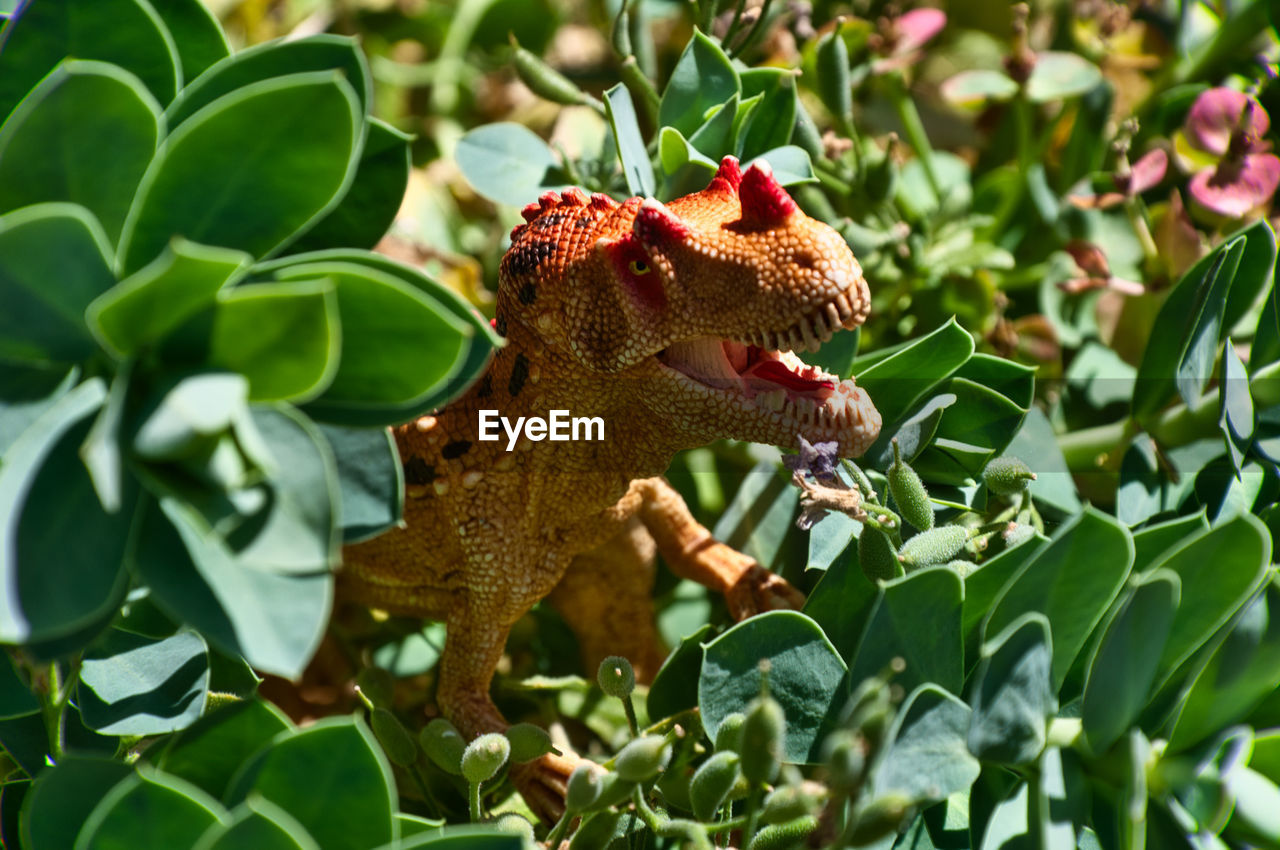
510, 750, 585, 823
725, 563, 805, 619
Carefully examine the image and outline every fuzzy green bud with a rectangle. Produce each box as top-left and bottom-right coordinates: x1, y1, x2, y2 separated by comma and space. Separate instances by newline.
1003, 522, 1036, 548
748, 814, 820, 850
371, 708, 417, 767
888, 439, 933, 531
614, 734, 672, 783
740, 696, 786, 786
659, 819, 712, 850
814, 24, 852, 128
715, 712, 746, 753
356, 666, 394, 708
597, 655, 636, 699
690, 751, 741, 821
847, 794, 914, 844
490, 812, 536, 845
461, 732, 510, 785
898, 526, 969, 569
657, 766, 694, 813
859, 528, 901, 582
565, 762, 603, 812
505, 722, 554, 764
510, 35, 601, 111
586, 771, 638, 812
761, 783, 824, 824
823, 730, 867, 793
983, 456, 1036, 496
420, 717, 465, 775
569, 811, 623, 849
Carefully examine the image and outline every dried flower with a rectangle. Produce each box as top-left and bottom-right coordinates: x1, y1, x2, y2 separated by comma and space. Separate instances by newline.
1060, 241, 1145, 295
783, 435, 840, 483
870, 8, 946, 73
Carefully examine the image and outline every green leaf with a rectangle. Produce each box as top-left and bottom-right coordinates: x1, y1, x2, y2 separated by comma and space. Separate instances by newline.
658, 29, 739, 138
855, 318, 975, 438
0, 203, 115, 365
605, 83, 655, 198
224, 717, 396, 850
849, 566, 964, 696
687, 93, 739, 161
135, 494, 333, 678
88, 239, 250, 356
1133, 233, 1246, 420
1003, 407, 1082, 515
0, 60, 161, 241
1150, 513, 1271, 687
1116, 435, 1165, 527
270, 262, 471, 412
1081, 570, 1180, 755
0, 363, 78, 456
968, 613, 1056, 765
166, 34, 371, 127
145, 0, 230, 81
961, 534, 1047, 660
195, 797, 321, 850
647, 623, 712, 721
149, 698, 294, 800
979, 781, 1032, 850
1219, 342, 1253, 474
130, 371, 248, 462
0, 655, 37, 719
956, 354, 1036, 410
872, 685, 979, 805
805, 509, 860, 572
698, 611, 847, 764
802, 542, 880, 661
939, 70, 1019, 105
737, 68, 797, 160
750, 146, 817, 186
291, 118, 411, 251
712, 462, 798, 570
120, 72, 362, 273
1025, 52, 1104, 102
393, 824, 526, 848
0, 378, 135, 645
77, 629, 209, 735
932, 377, 1027, 454
0, 0, 180, 119
865, 392, 953, 470
1227, 766, 1280, 846
18, 757, 133, 850
455, 121, 567, 207
75, 767, 226, 850
317, 424, 403, 543
1132, 511, 1208, 570
984, 507, 1133, 689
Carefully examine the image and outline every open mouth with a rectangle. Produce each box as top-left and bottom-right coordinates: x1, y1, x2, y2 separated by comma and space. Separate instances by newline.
655, 294, 877, 445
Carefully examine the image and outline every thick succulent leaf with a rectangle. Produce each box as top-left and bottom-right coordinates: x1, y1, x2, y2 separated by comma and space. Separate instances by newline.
455, 121, 569, 206
699, 611, 846, 763
18, 757, 134, 850
0, 60, 161, 240
969, 613, 1056, 765
712, 461, 798, 570
75, 767, 227, 850
0, 0, 180, 119
145, 0, 230, 80
149, 698, 294, 800
194, 798, 320, 850
605, 83, 655, 199
120, 72, 362, 273
872, 684, 979, 805
658, 29, 739, 137
855, 318, 975, 438
77, 629, 210, 736
802, 542, 880, 661
317, 423, 403, 543
737, 68, 798, 160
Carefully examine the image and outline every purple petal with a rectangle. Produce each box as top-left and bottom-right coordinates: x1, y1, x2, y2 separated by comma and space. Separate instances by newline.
1187, 154, 1280, 218
1184, 88, 1257, 156
1126, 148, 1168, 195
893, 8, 946, 54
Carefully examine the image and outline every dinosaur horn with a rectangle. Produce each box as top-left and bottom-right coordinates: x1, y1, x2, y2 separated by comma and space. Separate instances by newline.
707, 155, 743, 194
632, 197, 690, 245
738, 160, 797, 229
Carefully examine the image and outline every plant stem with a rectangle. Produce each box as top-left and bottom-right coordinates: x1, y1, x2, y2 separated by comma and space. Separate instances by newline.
888, 75, 939, 198
468, 779, 482, 822
40, 662, 66, 762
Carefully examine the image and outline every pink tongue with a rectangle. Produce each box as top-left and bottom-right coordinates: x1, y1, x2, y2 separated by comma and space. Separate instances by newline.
746, 360, 834, 393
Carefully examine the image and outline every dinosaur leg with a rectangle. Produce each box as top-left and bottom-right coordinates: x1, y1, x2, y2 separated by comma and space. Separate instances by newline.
635, 477, 805, 619
547, 516, 666, 683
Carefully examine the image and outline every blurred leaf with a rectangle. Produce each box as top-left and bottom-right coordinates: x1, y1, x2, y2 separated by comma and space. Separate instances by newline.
0, 203, 115, 365
0, 364, 78, 456
803, 543, 880, 661
0, 655, 36, 719
1227, 766, 1280, 846
1037, 747, 1083, 849
712, 461, 797, 570
978, 781, 1032, 850
849, 566, 964, 696
658, 29, 739, 138
1081, 570, 1180, 754
223, 716, 396, 850
0, 713, 50, 775
316, 423, 402, 543
802, 326, 860, 381
737, 68, 797, 160
291, 118, 410, 252
166, 34, 370, 127
150, 698, 293, 800
940, 70, 1018, 105
145, 0, 229, 81
455, 121, 567, 207
1219, 343, 1253, 474
969, 613, 1056, 765
962, 534, 1045, 658
873, 685, 979, 805
856, 318, 975, 437
750, 146, 817, 185
0, 378, 135, 645
79, 363, 130, 512
605, 83, 655, 198
1150, 513, 1271, 687
1251, 277, 1280, 372
372, 622, 446, 678
0, 60, 160, 240
88, 239, 250, 357
77, 767, 226, 849
897, 152, 972, 220
1003, 407, 1082, 515
195, 797, 320, 850
699, 611, 846, 763
648, 623, 712, 721
0, 0, 180, 119
984, 507, 1133, 688
18, 757, 133, 850
1025, 52, 1103, 102
121, 72, 362, 273
78, 629, 209, 736
686, 92, 738, 160
131, 371, 247, 461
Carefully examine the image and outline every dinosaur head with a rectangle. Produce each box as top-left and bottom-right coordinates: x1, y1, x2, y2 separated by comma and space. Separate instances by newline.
501, 156, 881, 457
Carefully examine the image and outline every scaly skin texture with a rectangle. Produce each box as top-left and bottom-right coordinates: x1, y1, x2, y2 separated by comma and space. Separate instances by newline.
341, 156, 881, 818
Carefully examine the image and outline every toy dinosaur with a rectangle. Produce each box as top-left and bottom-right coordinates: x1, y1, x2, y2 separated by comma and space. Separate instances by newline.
341, 155, 881, 816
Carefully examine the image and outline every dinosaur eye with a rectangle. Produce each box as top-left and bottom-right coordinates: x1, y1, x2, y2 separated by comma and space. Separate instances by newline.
629, 259, 650, 275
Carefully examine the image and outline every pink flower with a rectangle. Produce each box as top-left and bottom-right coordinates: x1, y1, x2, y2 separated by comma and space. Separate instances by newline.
1183, 88, 1280, 219
1070, 148, 1167, 209
872, 8, 946, 72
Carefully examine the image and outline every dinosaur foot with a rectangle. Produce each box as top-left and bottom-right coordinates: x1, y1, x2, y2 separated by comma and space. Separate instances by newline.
725, 562, 806, 620
510, 750, 587, 823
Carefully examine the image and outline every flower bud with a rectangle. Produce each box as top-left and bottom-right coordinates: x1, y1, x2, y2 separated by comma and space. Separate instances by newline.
510, 35, 600, 110
748, 814, 819, 850
761, 782, 824, 824
461, 733, 510, 785
566, 762, 603, 812
846, 794, 914, 844
569, 810, 622, 849
371, 708, 417, 767
715, 712, 745, 753
898, 526, 968, 569
1002, 522, 1036, 548
983, 456, 1036, 496
420, 717, 465, 775
823, 730, 866, 793
614, 735, 672, 783
740, 696, 786, 786
888, 439, 933, 531
598, 655, 636, 699
505, 722, 554, 764
491, 812, 536, 844
587, 771, 639, 812
859, 528, 901, 582
690, 751, 741, 821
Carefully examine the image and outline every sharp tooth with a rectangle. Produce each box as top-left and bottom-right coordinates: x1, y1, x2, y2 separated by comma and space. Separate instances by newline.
826, 301, 842, 330
787, 328, 803, 352
811, 312, 831, 342
799, 318, 819, 352
835, 293, 852, 319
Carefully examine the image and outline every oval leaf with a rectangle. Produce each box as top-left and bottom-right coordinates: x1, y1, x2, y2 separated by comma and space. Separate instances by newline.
849, 565, 964, 696
75, 768, 226, 850
455, 121, 567, 207
969, 613, 1057, 765
77, 629, 210, 736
